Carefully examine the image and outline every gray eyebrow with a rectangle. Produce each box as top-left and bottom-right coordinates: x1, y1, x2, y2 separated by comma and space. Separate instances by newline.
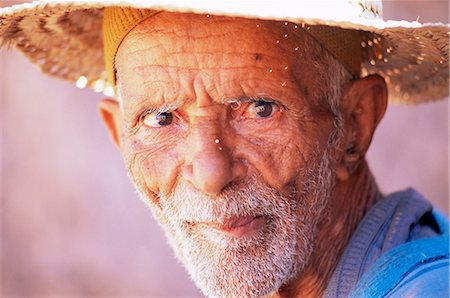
225, 96, 276, 104
143, 102, 184, 114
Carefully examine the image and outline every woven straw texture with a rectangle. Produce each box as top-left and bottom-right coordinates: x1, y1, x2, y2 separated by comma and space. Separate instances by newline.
0, 0, 448, 104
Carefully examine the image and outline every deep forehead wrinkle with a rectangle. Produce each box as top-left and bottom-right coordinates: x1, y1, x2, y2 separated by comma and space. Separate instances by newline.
130, 14, 254, 38
122, 12, 296, 54
117, 11, 311, 73
128, 29, 235, 44
125, 49, 282, 62
121, 34, 287, 69
123, 46, 288, 77
132, 64, 278, 77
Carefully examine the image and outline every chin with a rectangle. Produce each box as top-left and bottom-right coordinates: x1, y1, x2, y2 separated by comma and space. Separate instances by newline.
137, 176, 322, 298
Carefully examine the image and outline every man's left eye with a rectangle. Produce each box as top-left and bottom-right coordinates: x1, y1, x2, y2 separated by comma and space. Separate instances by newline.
141, 111, 174, 128
248, 100, 278, 118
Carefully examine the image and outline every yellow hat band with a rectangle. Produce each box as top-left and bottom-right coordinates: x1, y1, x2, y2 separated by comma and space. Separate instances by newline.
103, 7, 159, 87
102, 7, 362, 87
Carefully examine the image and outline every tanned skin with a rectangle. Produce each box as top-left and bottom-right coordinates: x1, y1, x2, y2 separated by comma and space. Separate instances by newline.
99, 12, 387, 297
278, 73, 387, 296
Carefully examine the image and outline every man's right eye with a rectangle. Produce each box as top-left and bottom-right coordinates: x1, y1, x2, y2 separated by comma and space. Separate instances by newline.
140, 111, 174, 128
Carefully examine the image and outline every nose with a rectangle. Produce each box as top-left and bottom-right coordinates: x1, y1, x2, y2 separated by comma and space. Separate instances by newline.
183, 117, 244, 195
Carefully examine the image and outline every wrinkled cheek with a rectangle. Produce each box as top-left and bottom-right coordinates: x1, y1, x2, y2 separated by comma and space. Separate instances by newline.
263, 133, 314, 194
124, 137, 181, 204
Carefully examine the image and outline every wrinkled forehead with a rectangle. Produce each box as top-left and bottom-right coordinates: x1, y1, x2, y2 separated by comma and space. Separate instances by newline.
115, 11, 315, 76
114, 11, 330, 111
119, 11, 311, 55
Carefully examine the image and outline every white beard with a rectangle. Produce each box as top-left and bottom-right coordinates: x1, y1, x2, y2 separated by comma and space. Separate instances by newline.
133, 142, 337, 298
156, 176, 301, 298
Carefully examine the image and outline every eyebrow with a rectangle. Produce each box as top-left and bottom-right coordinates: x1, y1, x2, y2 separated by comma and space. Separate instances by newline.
126, 90, 280, 116
123, 95, 184, 121
134, 100, 185, 121
224, 95, 277, 105
146, 102, 184, 113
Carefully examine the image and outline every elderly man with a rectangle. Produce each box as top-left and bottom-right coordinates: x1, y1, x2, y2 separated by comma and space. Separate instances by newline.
1, 1, 448, 297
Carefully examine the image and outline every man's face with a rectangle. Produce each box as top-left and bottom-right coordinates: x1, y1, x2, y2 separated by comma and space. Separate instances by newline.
115, 12, 341, 297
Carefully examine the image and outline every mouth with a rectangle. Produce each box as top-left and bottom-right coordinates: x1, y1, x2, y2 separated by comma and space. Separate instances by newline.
197, 215, 267, 238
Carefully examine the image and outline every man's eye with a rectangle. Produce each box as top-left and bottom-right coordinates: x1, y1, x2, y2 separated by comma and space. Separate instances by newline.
141, 111, 174, 127
248, 100, 278, 118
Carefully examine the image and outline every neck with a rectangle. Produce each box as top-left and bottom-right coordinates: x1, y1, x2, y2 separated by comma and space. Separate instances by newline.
277, 161, 382, 297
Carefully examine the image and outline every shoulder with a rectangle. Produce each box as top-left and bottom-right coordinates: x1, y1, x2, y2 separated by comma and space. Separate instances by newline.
385, 204, 450, 297
386, 257, 449, 297
350, 235, 449, 298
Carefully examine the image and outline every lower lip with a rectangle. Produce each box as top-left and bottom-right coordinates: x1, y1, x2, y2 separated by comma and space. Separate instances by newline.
214, 216, 266, 238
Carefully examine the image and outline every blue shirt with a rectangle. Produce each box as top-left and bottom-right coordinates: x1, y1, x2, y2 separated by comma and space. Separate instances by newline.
324, 188, 449, 297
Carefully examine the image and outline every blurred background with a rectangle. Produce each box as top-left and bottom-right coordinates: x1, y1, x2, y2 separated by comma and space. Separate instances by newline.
1, 1, 448, 297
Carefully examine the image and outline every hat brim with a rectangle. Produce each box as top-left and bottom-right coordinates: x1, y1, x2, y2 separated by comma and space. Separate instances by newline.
0, 0, 448, 104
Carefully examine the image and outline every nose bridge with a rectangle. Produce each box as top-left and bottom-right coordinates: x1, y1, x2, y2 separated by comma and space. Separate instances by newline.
183, 108, 235, 195
190, 111, 224, 150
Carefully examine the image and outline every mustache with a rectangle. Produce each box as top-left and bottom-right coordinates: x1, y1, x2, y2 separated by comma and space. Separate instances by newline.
159, 176, 296, 224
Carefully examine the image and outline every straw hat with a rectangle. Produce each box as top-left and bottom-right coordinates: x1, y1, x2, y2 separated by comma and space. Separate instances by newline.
0, 0, 448, 104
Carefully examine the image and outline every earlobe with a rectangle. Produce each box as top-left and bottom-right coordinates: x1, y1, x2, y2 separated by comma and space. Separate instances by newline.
336, 74, 388, 181
98, 98, 123, 149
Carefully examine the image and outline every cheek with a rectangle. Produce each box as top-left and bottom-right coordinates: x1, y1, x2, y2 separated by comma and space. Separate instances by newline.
267, 129, 315, 183
236, 117, 330, 194
123, 133, 182, 196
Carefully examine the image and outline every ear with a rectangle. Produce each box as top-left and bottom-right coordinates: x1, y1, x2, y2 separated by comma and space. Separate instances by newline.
98, 99, 123, 149
335, 74, 388, 181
